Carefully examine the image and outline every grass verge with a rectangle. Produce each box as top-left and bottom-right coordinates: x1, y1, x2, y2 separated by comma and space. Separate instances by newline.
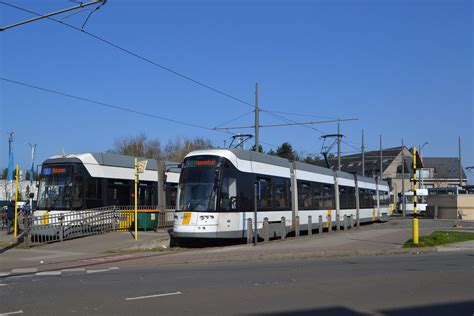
404, 231, 474, 248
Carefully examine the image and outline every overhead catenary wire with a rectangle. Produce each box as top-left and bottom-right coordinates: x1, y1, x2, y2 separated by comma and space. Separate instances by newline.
0, 77, 231, 134
2, 2, 370, 155
0, 1, 256, 109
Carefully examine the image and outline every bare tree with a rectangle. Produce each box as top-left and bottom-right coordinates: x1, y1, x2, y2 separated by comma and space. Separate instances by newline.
113, 133, 163, 160
164, 137, 213, 162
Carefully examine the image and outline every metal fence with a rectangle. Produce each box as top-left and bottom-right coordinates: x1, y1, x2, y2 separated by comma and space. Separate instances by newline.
7, 205, 176, 246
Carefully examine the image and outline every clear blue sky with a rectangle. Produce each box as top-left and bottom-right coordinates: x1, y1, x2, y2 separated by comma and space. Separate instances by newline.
1, 0, 472, 182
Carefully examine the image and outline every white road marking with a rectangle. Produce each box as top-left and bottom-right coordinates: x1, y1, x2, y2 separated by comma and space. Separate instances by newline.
35, 271, 62, 276
62, 268, 86, 272
125, 291, 182, 301
11, 268, 37, 274
108, 267, 120, 270
0, 310, 24, 315
87, 269, 110, 274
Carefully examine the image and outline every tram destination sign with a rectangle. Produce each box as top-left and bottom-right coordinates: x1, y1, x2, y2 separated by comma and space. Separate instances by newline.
186, 158, 217, 168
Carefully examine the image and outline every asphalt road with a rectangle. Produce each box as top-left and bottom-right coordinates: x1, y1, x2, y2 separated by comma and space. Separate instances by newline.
1, 252, 473, 315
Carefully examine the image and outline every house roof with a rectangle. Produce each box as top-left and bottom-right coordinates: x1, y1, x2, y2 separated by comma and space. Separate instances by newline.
316, 146, 405, 176
422, 157, 467, 179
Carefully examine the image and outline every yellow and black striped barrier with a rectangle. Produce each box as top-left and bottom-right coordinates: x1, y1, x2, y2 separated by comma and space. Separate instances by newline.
412, 147, 419, 245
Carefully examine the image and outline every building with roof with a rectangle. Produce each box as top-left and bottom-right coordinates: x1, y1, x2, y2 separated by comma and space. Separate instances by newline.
318, 146, 467, 207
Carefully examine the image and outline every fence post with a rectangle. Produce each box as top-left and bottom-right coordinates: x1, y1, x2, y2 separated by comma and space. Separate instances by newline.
343, 215, 348, 231
281, 216, 286, 240
112, 210, 117, 232
59, 215, 64, 242
327, 214, 332, 233
295, 216, 300, 237
318, 215, 323, 235
308, 215, 312, 236
434, 205, 438, 220
356, 209, 360, 228
247, 218, 253, 244
263, 217, 269, 243
350, 214, 354, 229
336, 215, 340, 231
25, 214, 30, 248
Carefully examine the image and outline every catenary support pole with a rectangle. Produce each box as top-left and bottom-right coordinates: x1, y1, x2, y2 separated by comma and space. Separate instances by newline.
134, 158, 138, 241
401, 139, 406, 218
14, 164, 19, 238
254, 83, 259, 152
361, 129, 365, 177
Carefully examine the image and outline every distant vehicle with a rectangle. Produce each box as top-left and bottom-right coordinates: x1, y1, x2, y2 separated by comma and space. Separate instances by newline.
35, 152, 181, 219
173, 148, 391, 241
398, 189, 428, 214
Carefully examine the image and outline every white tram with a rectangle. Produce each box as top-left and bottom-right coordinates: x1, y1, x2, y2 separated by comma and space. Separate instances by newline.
173, 149, 390, 240
35, 152, 180, 218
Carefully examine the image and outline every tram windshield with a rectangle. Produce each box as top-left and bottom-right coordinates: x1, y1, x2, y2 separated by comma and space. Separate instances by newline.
37, 165, 76, 210
178, 157, 220, 211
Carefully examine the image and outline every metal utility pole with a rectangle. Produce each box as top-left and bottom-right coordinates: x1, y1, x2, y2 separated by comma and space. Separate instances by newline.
7, 132, 14, 200
361, 130, 365, 177
379, 135, 383, 179
337, 123, 341, 171
27, 143, 37, 188
0, 0, 106, 31
254, 83, 259, 152
401, 139, 406, 218
459, 136, 462, 187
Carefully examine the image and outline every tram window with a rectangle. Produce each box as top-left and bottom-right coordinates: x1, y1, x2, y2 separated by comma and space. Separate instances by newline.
273, 177, 289, 209
312, 183, 323, 209
72, 175, 83, 208
220, 176, 237, 211
85, 178, 101, 199
166, 183, 178, 208
347, 186, 356, 209
298, 181, 312, 209
257, 178, 272, 209
323, 184, 334, 209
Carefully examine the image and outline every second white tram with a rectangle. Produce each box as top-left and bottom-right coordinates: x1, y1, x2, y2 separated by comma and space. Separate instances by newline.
173, 149, 390, 240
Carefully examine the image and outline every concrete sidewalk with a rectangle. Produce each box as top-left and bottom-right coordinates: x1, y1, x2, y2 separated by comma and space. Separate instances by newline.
0, 229, 170, 271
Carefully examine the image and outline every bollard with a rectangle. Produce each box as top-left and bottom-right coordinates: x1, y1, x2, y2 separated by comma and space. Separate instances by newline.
281, 217, 286, 240
295, 216, 300, 237
350, 214, 354, 229
263, 217, 269, 243
343, 215, 348, 231
247, 218, 253, 244
336, 215, 341, 231
434, 205, 438, 220
318, 215, 323, 235
327, 215, 332, 233
308, 215, 312, 236
356, 209, 360, 228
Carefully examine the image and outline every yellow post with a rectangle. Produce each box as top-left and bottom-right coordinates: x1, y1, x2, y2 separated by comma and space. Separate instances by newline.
134, 158, 138, 241
14, 164, 19, 238
412, 147, 419, 245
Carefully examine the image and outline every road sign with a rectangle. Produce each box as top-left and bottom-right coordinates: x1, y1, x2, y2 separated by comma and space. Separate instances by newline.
137, 160, 148, 173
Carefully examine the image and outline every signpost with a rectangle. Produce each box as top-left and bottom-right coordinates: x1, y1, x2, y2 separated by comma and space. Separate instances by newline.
134, 159, 148, 240
14, 164, 19, 238
412, 147, 419, 245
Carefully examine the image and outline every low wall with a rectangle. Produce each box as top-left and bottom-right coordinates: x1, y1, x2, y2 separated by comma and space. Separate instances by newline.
426, 195, 474, 221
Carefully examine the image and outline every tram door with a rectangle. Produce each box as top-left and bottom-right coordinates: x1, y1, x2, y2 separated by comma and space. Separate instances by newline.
107, 181, 132, 206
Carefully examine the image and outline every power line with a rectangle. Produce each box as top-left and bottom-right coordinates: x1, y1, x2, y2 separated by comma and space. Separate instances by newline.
1, 77, 230, 133
269, 110, 338, 120
214, 110, 254, 129
0, 2, 256, 109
